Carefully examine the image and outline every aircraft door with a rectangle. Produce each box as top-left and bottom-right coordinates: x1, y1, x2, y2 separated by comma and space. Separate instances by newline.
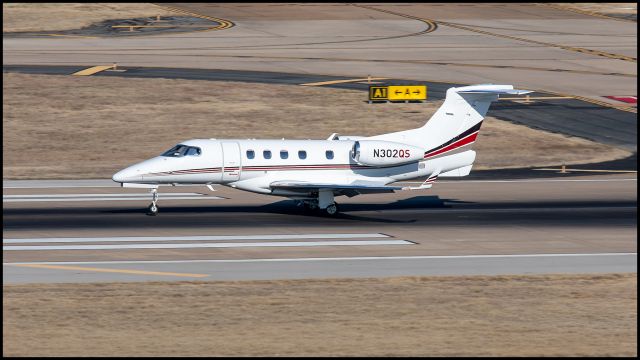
222, 142, 241, 181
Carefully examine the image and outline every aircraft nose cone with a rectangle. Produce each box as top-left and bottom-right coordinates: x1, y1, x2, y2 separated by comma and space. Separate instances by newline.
112, 167, 143, 183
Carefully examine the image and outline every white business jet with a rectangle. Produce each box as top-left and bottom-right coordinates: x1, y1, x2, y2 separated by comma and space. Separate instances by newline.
113, 84, 530, 215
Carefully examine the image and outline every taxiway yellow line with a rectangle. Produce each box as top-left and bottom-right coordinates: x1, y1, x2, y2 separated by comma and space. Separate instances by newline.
34, 33, 98, 39
536, 3, 637, 23
530, 88, 638, 114
571, 94, 638, 113
300, 77, 389, 86
12, 263, 209, 278
71, 65, 114, 76
437, 20, 636, 63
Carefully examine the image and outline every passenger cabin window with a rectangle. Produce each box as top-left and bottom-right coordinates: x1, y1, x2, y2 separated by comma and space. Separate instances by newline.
326, 150, 334, 160
280, 150, 289, 159
246, 150, 255, 159
298, 150, 307, 159
161, 144, 201, 157
263, 150, 272, 159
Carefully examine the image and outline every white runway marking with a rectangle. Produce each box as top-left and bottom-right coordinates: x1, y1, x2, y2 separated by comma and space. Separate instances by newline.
3, 233, 390, 244
3, 240, 413, 251
3, 193, 203, 198
3, 180, 116, 188
397, 178, 637, 185
3, 192, 223, 202
4, 253, 635, 265
3, 197, 222, 202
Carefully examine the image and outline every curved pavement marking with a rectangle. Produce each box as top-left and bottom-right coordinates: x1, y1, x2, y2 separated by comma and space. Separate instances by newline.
150, 3, 438, 48
350, 3, 438, 38
18, 4, 235, 40
172, 2, 439, 48
354, 4, 636, 63
153, 3, 235, 33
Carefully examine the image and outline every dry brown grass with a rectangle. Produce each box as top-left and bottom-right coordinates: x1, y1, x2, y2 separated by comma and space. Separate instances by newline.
3, 73, 631, 179
2, 3, 174, 33
3, 273, 636, 356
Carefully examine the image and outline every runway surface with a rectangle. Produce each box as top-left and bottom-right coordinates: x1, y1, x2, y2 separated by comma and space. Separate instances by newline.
3, 174, 636, 283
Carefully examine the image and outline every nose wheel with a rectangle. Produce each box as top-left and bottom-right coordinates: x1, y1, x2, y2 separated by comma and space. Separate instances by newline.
147, 189, 159, 216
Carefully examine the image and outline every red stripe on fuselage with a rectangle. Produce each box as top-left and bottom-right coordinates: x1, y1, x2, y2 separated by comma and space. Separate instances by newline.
144, 162, 415, 177
424, 132, 478, 159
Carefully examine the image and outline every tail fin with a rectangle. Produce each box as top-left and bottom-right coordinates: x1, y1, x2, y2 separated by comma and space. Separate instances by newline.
369, 84, 531, 157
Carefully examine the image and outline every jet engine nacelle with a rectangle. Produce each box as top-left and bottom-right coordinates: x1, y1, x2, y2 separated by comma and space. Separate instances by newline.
351, 140, 424, 166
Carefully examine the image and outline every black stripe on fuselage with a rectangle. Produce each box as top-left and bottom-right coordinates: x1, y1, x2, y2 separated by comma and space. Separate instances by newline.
423, 121, 483, 155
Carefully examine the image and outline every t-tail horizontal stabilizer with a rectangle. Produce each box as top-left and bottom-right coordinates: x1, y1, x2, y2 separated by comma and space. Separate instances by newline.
457, 88, 532, 95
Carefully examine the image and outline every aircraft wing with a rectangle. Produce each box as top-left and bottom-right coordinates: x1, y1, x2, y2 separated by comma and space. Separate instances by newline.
269, 180, 403, 197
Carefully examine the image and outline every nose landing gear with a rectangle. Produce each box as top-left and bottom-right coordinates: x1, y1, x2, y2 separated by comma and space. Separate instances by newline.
147, 188, 159, 216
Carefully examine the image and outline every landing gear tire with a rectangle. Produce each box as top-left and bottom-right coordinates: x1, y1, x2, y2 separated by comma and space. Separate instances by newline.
147, 188, 159, 216
325, 203, 338, 216
147, 203, 158, 216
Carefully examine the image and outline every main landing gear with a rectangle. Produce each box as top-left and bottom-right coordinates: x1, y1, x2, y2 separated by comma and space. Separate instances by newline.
325, 203, 339, 216
297, 189, 340, 216
147, 188, 159, 216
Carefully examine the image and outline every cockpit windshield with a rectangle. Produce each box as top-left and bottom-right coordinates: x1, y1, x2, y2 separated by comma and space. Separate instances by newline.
161, 144, 202, 157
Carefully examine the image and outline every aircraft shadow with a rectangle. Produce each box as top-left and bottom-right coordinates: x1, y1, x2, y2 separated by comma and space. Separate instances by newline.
102, 196, 473, 223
